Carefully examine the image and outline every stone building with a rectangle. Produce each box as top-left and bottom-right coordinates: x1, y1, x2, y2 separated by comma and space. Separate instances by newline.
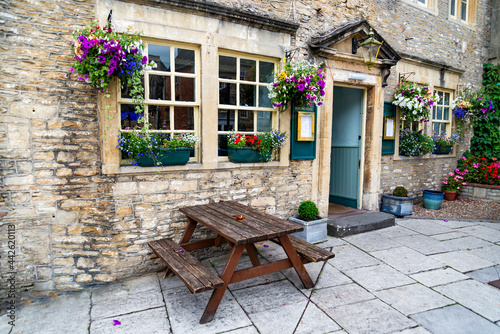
0, 0, 493, 298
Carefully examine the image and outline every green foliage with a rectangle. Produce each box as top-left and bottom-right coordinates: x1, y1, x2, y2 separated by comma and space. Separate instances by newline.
297, 200, 319, 221
399, 129, 434, 156
470, 64, 500, 159
162, 133, 200, 150
392, 186, 408, 197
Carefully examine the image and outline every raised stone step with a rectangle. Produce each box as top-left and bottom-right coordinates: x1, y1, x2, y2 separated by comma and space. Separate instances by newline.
327, 211, 395, 238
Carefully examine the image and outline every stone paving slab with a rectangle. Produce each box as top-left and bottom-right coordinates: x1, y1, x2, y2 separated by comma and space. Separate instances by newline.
434, 279, 500, 322
247, 300, 308, 334
373, 283, 454, 316
91, 274, 164, 320
465, 265, 500, 283
409, 268, 469, 287
397, 219, 453, 235
439, 236, 493, 251
433, 219, 478, 229
326, 299, 416, 334
469, 245, 500, 264
294, 301, 342, 334
231, 280, 306, 314
479, 222, 500, 231
90, 307, 170, 334
411, 304, 500, 334
310, 283, 375, 309
370, 246, 444, 274
394, 234, 453, 255
373, 225, 419, 239
457, 225, 500, 243
220, 326, 260, 334
430, 231, 469, 241
282, 261, 352, 291
343, 231, 403, 252
329, 244, 381, 271
395, 327, 432, 334
343, 263, 415, 292
0, 291, 90, 334
430, 250, 495, 273
163, 287, 251, 334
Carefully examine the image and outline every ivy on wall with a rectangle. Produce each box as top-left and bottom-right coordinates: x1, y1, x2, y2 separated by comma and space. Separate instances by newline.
470, 63, 500, 159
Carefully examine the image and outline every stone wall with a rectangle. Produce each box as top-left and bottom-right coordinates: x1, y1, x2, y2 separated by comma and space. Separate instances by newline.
460, 184, 500, 203
0, 0, 493, 299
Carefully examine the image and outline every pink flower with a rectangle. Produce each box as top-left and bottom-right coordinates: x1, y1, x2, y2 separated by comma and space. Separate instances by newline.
461, 156, 466, 160
449, 172, 454, 176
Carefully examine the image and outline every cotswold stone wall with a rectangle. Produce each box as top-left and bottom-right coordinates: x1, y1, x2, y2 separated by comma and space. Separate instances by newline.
0, 0, 492, 299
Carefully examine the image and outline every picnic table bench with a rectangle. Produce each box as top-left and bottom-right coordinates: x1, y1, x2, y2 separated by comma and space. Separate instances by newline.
148, 201, 335, 324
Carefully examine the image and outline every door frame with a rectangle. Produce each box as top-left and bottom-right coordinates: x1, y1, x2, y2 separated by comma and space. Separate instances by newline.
330, 84, 367, 209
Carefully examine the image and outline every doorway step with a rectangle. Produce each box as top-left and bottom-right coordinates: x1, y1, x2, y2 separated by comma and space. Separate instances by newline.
327, 210, 395, 238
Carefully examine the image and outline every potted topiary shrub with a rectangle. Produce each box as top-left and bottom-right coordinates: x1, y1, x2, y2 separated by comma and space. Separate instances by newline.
289, 200, 328, 244
381, 186, 414, 217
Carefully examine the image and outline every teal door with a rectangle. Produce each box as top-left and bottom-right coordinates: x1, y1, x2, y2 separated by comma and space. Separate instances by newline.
329, 86, 364, 208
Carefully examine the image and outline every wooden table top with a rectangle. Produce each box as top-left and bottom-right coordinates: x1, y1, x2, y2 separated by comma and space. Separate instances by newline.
179, 201, 303, 245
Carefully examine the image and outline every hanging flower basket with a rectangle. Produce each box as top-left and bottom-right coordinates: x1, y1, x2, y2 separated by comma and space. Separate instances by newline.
393, 79, 439, 122
267, 59, 326, 112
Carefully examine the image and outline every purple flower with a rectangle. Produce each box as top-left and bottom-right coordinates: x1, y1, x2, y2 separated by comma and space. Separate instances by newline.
317, 80, 325, 89
142, 55, 148, 65
273, 82, 280, 87
113, 320, 121, 326
97, 55, 107, 64
296, 84, 305, 91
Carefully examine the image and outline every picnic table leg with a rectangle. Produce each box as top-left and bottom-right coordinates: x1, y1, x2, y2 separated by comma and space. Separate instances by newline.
245, 244, 261, 267
199, 244, 245, 324
278, 235, 314, 289
180, 218, 198, 244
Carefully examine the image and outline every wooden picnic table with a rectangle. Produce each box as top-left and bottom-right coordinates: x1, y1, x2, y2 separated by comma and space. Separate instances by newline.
148, 201, 335, 324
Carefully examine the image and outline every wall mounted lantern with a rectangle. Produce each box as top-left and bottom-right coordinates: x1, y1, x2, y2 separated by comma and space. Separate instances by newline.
352, 28, 383, 70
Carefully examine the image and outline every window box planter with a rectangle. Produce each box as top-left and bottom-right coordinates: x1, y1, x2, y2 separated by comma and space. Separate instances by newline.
433, 146, 453, 155
381, 194, 414, 216
136, 148, 191, 167
227, 147, 271, 163
289, 216, 328, 244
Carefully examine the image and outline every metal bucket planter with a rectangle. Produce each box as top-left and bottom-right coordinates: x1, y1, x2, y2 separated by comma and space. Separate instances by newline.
289, 216, 328, 244
136, 148, 191, 167
228, 147, 271, 163
422, 190, 444, 210
381, 194, 414, 216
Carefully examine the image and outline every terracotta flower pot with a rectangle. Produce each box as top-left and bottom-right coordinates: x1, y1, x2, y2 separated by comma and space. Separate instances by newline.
444, 190, 458, 201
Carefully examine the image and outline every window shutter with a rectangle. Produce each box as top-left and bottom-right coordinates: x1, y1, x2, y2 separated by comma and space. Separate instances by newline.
382, 102, 396, 155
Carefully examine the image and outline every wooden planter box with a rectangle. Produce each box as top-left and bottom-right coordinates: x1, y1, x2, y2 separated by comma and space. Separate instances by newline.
227, 147, 271, 163
136, 148, 191, 167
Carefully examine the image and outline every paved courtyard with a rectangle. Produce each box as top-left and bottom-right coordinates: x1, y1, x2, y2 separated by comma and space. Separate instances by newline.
2, 218, 500, 334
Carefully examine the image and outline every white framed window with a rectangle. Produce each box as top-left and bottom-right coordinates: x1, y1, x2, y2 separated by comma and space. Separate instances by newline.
431, 89, 453, 135
450, 0, 476, 24
118, 41, 201, 163
217, 52, 278, 158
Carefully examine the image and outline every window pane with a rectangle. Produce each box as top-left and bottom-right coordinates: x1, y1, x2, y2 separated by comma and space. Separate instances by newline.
148, 105, 170, 130
451, 0, 456, 15
240, 59, 256, 81
257, 111, 272, 131
432, 107, 436, 120
259, 61, 275, 83
219, 55, 237, 79
174, 107, 194, 130
437, 106, 443, 120
240, 84, 256, 107
175, 48, 195, 73
121, 104, 144, 129
218, 134, 228, 156
149, 75, 171, 100
219, 83, 237, 105
175, 77, 195, 102
121, 77, 144, 99
148, 44, 170, 72
461, 0, 467, 20
418, 0, 426, 3
218, 109, 235, 131
444, 92, 450, 106
433, 123, 440, 134
238, 110, 254, 131
259, 86, 272, 108
443, 107, 450, 121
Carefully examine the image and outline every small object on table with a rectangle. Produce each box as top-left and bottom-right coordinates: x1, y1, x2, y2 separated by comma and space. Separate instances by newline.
235, 215, 244, 220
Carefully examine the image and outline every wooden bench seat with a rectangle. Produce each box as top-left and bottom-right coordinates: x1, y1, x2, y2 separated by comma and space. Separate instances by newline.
273, 235, 335, 263
148, 238, 224, 294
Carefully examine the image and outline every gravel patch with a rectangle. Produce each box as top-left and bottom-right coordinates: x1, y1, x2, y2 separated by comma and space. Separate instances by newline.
412, 198, 500, 221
